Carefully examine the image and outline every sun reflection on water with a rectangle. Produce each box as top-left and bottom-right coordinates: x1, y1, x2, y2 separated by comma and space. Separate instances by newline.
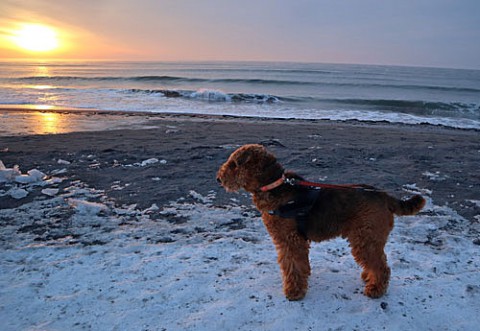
31, 111, 65, 134
30, 85, 54, 90
35, 65, 50, 77
34, 105, 55, 110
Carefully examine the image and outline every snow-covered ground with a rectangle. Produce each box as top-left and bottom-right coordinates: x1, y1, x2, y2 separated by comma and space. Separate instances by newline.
1, 162, 479, 331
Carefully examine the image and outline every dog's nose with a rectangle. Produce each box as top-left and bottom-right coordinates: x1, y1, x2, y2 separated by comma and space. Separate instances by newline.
216, 177, 222, 184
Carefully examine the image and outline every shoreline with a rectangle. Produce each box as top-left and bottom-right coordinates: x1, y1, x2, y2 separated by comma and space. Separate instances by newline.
1, 105, 479, 137
1, 107, 479, 223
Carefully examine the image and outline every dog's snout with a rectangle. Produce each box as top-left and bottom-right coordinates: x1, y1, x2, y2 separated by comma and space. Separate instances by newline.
216, 176, 222, 184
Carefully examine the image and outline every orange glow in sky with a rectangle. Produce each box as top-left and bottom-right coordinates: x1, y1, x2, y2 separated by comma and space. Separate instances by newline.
0, 1, 478, 68
0, 19, 126, 60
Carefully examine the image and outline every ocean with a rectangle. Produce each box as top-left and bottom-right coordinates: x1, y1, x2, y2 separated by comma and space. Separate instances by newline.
0, 60, 479, 129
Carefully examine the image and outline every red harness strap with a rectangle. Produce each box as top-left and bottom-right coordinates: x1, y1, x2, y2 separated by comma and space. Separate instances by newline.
291, 179, 366, 190
260, 174, 369, 192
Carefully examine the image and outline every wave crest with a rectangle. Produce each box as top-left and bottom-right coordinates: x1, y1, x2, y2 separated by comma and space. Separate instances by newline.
126, 88, 281, 104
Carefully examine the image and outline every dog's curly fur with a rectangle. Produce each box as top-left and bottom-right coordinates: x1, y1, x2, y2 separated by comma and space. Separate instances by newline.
217, 144, 425, 301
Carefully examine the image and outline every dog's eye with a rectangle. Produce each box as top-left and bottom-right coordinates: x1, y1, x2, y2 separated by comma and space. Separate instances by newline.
228, 162, 237, 170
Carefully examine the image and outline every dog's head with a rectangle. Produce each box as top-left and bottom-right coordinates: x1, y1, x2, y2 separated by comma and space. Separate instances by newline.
217, 144, 281, 193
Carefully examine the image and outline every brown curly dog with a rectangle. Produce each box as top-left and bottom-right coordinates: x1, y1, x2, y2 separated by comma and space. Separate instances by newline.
217, 144, 425, 301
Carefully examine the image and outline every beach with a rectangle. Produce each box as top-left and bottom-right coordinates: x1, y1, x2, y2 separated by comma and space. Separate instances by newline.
1, 109, 479, 330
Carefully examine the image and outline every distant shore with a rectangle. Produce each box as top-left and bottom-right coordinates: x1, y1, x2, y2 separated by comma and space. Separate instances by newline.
1, 106, 479, 222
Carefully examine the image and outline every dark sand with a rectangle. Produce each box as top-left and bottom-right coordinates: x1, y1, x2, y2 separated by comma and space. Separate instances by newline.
1, 109, 479, 222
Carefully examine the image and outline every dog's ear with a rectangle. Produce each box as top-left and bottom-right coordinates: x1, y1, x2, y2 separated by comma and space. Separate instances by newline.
236, 150, 252, 166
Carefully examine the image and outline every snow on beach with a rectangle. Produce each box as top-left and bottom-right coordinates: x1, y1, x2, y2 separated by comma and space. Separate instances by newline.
1, 160, 479, 331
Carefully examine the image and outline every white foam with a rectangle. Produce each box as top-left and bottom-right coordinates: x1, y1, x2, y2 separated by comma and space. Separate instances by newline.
190, 89, 231, 102
123, 104, 480, 130
10, 87, 477, 129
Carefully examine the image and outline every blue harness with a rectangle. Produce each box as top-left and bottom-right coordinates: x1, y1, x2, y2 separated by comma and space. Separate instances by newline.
268, 188, 321, 239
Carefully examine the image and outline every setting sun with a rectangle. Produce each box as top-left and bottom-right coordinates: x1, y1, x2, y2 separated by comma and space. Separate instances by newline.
12, 23, 59, 52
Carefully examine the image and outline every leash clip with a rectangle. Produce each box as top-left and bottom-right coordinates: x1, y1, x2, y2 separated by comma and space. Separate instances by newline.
284, 177, 298, 186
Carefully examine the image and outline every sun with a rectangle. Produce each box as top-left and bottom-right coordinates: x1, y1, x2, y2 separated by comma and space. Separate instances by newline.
12, 24, 59, 52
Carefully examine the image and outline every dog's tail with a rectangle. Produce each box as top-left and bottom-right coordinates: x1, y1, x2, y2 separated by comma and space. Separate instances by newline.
388, 195, 426, 216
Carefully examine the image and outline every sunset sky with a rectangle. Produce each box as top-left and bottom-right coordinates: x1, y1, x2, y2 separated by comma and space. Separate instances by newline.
1, 0, 479, 69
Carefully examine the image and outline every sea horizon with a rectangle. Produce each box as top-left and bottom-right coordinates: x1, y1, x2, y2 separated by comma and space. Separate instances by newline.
2, 57, 480, 71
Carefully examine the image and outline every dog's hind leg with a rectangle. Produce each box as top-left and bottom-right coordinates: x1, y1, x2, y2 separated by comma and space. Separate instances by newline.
349, 217, 392, 298
360, 248, 391, 298
351, 237, 391, 298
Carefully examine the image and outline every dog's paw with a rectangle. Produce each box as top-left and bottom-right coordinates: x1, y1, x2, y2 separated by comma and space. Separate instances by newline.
364, 283, 386, 298
285, 288, 307, 301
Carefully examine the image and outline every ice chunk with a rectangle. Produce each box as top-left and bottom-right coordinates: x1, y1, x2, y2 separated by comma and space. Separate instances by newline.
0, 163, 21, 183
51, 168, 68, 175
68, 199, 108, 215
42, 188, 59, 196
143, 203, 159, 214
15, 169, 46, 184
124, 158, 167, 167
140, 158, 159, 166
422, 171, 448, 181
8, 187, 28, 199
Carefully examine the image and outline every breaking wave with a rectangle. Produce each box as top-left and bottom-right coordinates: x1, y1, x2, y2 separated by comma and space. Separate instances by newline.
125, 88, 282, 104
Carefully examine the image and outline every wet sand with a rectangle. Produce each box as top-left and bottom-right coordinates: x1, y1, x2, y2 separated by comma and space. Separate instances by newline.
0, 108, 479, 222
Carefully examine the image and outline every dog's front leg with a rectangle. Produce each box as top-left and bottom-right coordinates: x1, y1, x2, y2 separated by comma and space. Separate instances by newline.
263, 215, 311, 301
276, 232, 311, 301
